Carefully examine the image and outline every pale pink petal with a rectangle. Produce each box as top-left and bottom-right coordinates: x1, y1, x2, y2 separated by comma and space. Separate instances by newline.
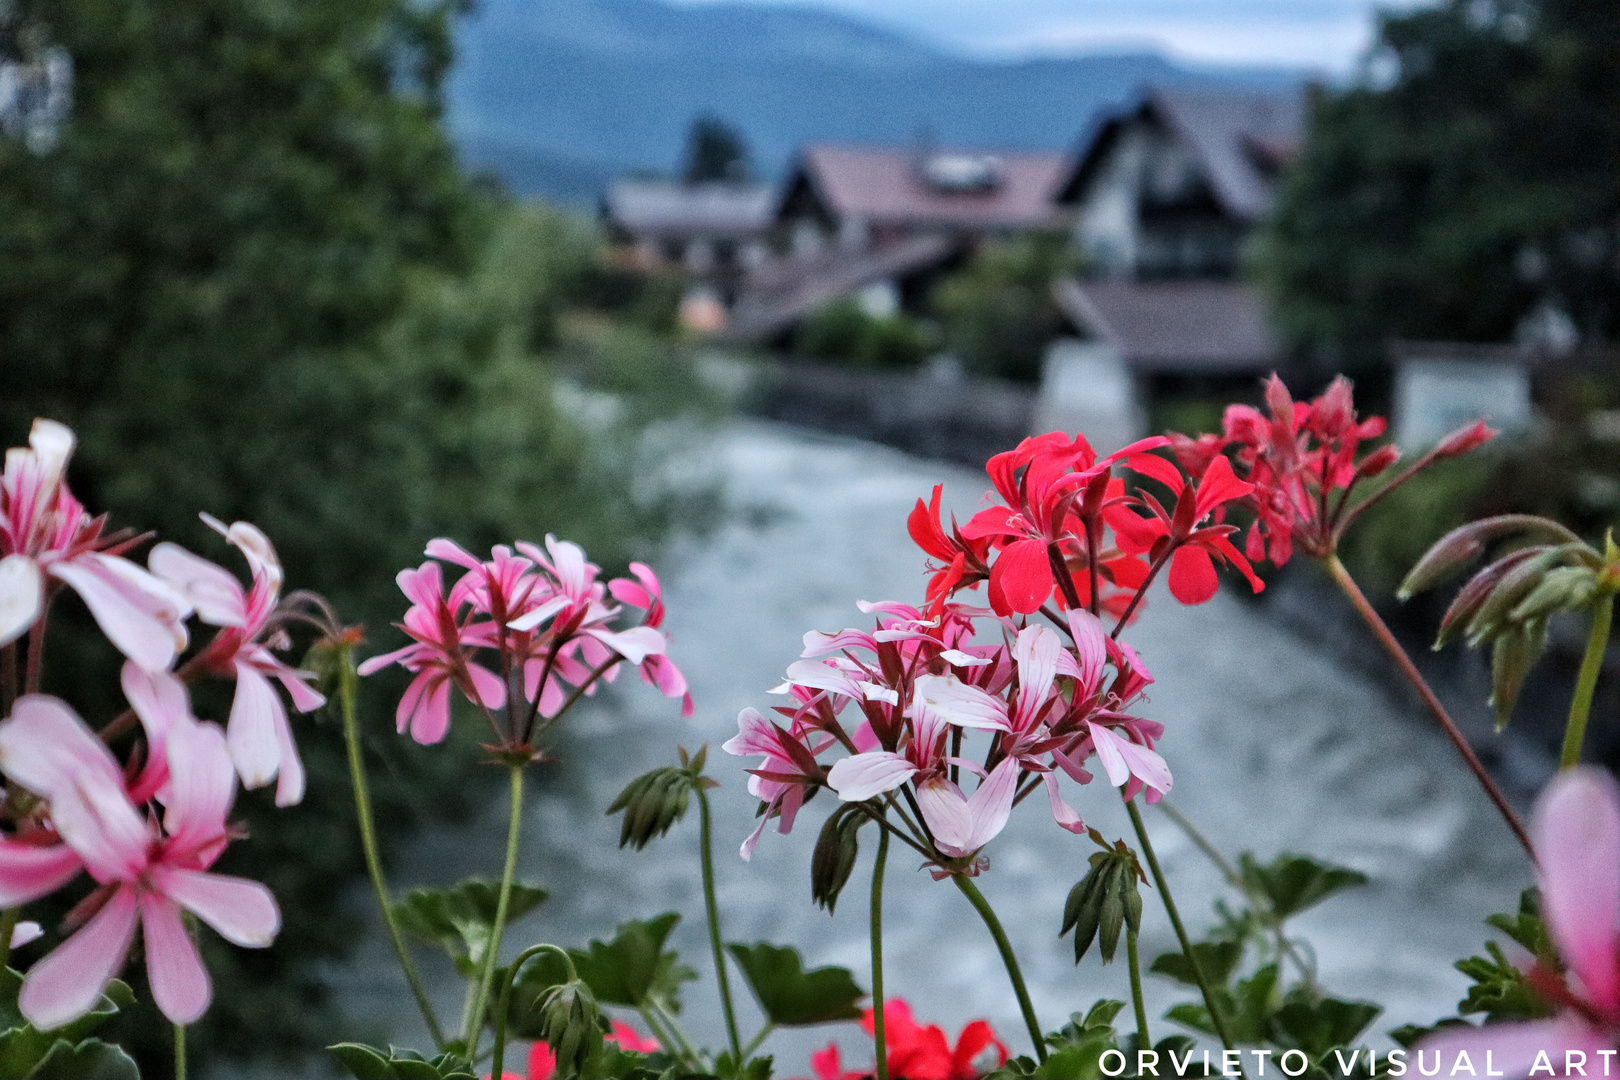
270, 664, 326, 713
396, 563, 444, 612
464, 661, 506, 710
162, 720, 236, 857
1535, 768, 1620, 1012
960, 757, 1020, 852
121, 661, 190, 748
507, 594, 569, 633
147, 542, 247, 626
394, 670, 435, 733
543, 535, 591, 599
1042, 772, 1086, 834
722, 708, 780, 758
0, 554, 43, 648
827, 752, 917, 801
10, 921, 42, 948
1066, 609, 1108, 694
0, 694, 125, 798
586, 626, 665, 666
0, 837, 83, 905
203, 516, 282, 590
48, 554, 191, 672
411, 678, 453, 744
227, 662, 283, 791
1089, 723, 1137, 789
357, 643, 422, 676
272, 708, 306, 808
152, 866, 280, 947
912, 674, 1009, 731
1417, 1018, 1608, 1079
140, 892, 211, 1024
20, 885, 138, 1030
739, 795, 779, 862
424, 537, 483, 571
916, 777, 975, 858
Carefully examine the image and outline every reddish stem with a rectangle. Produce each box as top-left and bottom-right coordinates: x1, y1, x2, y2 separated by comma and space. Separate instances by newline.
1324, 553, 1534, 859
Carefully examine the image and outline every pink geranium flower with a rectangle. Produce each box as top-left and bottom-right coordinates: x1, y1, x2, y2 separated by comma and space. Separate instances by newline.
357, 560, 505, 744
0, 419, 192, 671
149, 516, 325, 805
0, 695, 278, 1028
1419, 768, 1620, 1071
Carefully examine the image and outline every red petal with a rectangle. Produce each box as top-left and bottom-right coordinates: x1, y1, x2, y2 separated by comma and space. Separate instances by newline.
1127, 452, 1184, 493
1168, 545, 1218, 605
988, 540, 1052, 615
960, 505, 1015, 541
1192, 454, 1254, 518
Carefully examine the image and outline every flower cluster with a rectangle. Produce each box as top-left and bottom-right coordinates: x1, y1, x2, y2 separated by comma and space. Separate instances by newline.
727, 427, 1279, 871
0, 419, 330, 1029
726, 597, 1168, 868
1172, 374, 1495, 565
798, 1000, 1008, 1080
360, 536, 692, 752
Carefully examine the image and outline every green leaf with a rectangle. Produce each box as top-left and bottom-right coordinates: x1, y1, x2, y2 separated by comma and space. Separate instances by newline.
0, 974, 137, 1079
714, 1050, 774, 1080
1455, 942, 1552, 1022
25, 1038, 141, 1080
1271, 994, 1382, 1057
1149, 941, 1244, 988
726, 942, 864, 1026
1164, 1003, 1217, 1038
392, 879, 549, 969
1227, 964, 1281, 1044
572, 913, 693, 1009
329, 1043, 400, 1080
1238, 854, 1368, 920
1485, 889, 1554, 960
327, 1043, 475, 1080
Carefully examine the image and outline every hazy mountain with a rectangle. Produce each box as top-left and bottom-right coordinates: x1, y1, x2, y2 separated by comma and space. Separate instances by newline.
447, 0, 1300, 203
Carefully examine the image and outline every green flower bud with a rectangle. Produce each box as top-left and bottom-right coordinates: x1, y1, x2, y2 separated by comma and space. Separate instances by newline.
608, 766, 694, 850
537, 978, 604, 1078
811, 805, 864, 913
1062, 841, 1144, 965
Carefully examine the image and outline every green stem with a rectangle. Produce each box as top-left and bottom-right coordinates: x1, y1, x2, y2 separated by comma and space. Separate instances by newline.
741, 1023, 776, 1061
466, 764, 527, 1058
871, 826, 891, 1080
697, 787, 743, 1060
1562, 592, 1615, 769
1125, 799, 1243, 1076
174, 1023, 187, 1080
338, 653, 447, 1049
652, 1000, 702, 1066
0, 907, 19, 972
492, 944, 576, 1080
637, 1004, 683, 1063
952, 875, 1046, 1062
1126, 927, 1150, 1049
1324, 553, 1534, 859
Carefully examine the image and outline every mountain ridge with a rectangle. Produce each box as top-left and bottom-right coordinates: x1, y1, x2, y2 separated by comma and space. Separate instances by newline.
446, 0, 1301, 203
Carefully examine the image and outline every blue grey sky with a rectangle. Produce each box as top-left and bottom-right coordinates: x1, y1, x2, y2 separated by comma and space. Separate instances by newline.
668, 0, 1432, 72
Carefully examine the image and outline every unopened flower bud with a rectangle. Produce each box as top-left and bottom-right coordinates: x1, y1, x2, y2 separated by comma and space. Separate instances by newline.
1061, 843, 1143, 964
1435, 420, 1497, 458
1355, 445, 1401, 480
607, 766, 695, 850
811, 805, 864, 912
537, 978, 604, 1078
1510, 566, 1599, 624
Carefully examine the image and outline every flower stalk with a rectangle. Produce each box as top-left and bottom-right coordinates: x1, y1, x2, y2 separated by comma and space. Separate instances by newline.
1126, 926, 1149, 1049
337, 647, 447, 1049
174, 1023, 187, 1080
871, 824, 891, 1080
953, 874, 1045, 1063
1562, 591, 1615, 769
492, 943, 576, 1080
465, 762, 527, 1059
697, 785, 743, 1061
1125, 798, 1243, 1076
1323, 554, 1533, 857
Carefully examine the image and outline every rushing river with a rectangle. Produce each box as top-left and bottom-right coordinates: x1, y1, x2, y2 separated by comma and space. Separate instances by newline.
290, 421, 1534, 1079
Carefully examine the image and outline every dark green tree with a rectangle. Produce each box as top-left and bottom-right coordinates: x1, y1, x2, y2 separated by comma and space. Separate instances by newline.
682, 114, 750, 183
0, 0, 691, 1072
1255, 0, 1620, 370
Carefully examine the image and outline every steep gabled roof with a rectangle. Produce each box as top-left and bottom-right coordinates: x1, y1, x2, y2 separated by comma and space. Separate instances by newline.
1053, 278, 1279, 373
1058, 85, 1303, 222
781, 144, 1068, 231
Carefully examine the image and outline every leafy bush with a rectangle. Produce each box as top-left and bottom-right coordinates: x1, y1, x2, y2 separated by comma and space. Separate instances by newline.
931, 231, 1079, 382
795, 296, 935, 369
